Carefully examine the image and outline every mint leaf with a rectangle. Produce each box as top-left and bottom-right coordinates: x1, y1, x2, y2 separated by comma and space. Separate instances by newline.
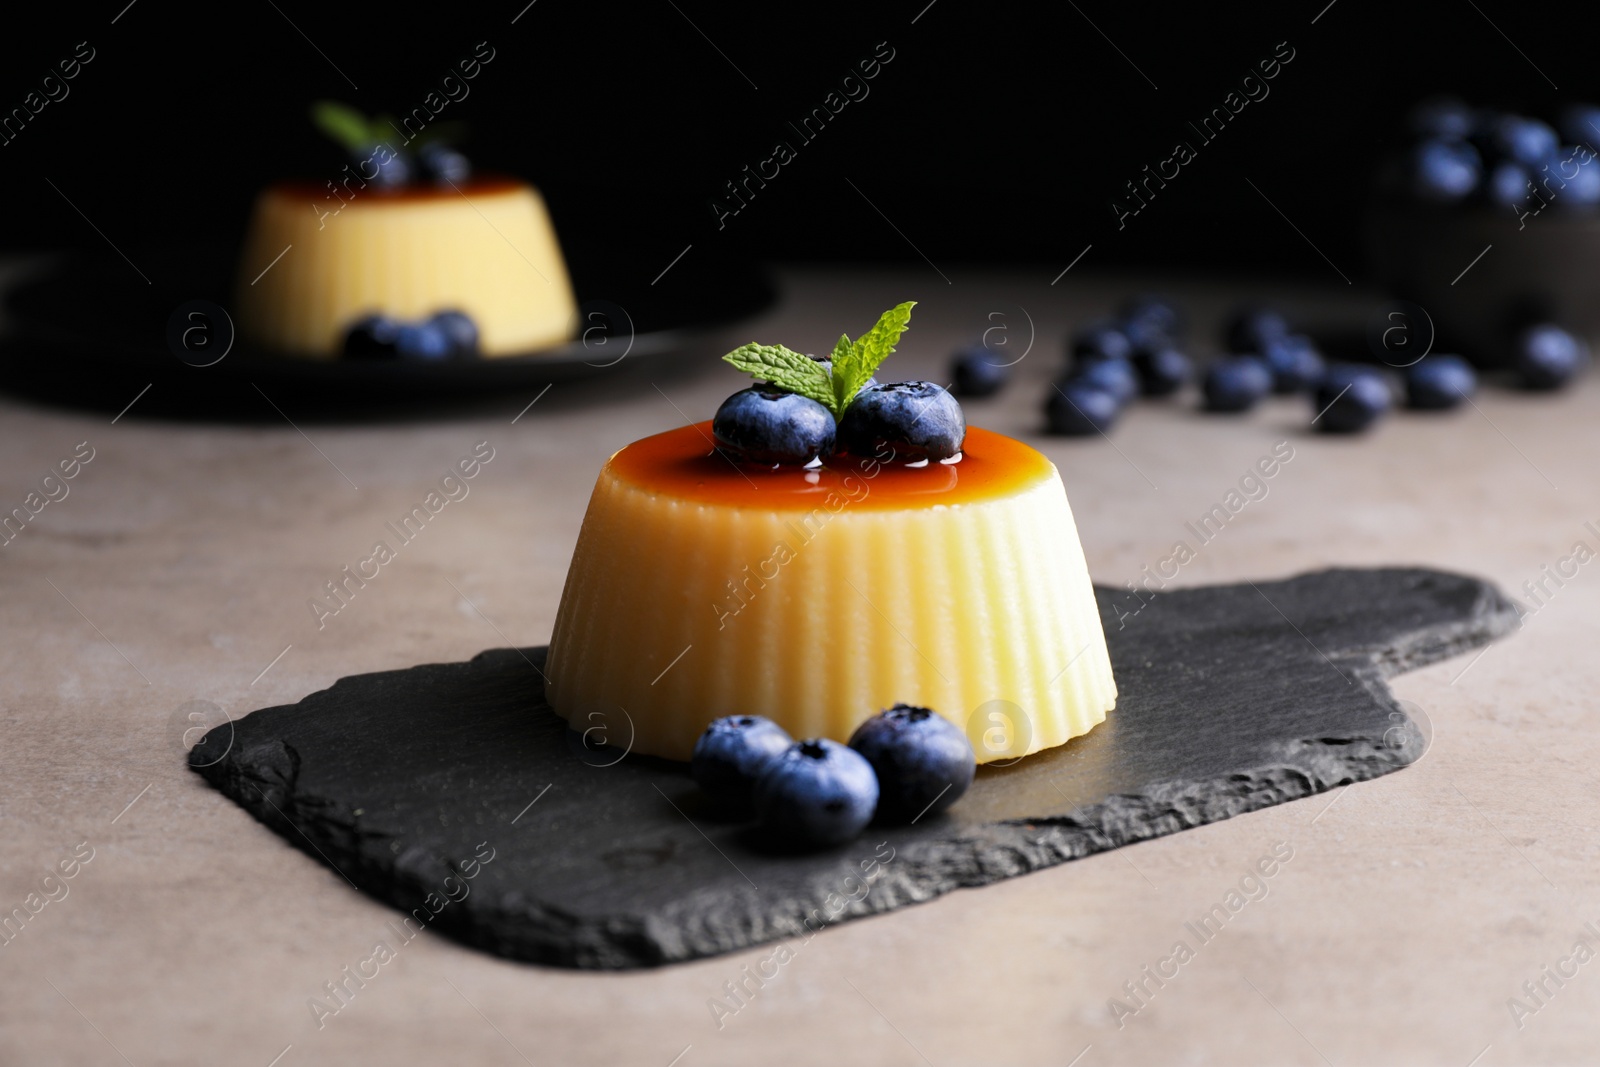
834, 301, 915, 411
830, 333, 852, 364
721, 344, 836, 413
310, 101, 373, 154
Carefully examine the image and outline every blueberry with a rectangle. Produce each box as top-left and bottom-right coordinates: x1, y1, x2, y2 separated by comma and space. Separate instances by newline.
1202, 356, 1273, 412
1131, 345, 1192, 397
1045, 380, 1121, 436
366, 145, 413, 189
395, 321, 455, 361
1224, 305, 1290, 354
713, 386, 837, 465
1560, 103, 1600, 149
691, 715, 794, 812
1552, 147, 1600, 211
1409, 96, 1475, 141
1071, 357, 1139, 406
1406, 354, 1477, 410
1411, 139, 1482, 203
753, 738, 878, 848
1068, 321, 1133, 364
430, 310, 480, 357
951, 346, 1009, 398
343, 314, 401, 359
1485, 160, 1533, 212
1493, 116, 1560, 167
836, 381, 966, 462
848, 704, 975, 823
1313, 365, 1392, 433
1119, 294, 1183, 347
1260, 334, 1325, 394
1514, 324, 1589, 390
419, 143, 472, 185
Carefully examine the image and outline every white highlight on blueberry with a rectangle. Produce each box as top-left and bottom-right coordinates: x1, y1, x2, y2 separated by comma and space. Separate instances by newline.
939, 451, 963, 465
906, 458, 930, 469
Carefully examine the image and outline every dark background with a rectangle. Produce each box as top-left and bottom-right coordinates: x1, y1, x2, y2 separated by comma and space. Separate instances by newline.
0, 0, 1587, 285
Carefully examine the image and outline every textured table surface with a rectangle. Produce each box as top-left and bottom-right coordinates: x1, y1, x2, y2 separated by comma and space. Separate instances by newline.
3, 267, 1596, 1065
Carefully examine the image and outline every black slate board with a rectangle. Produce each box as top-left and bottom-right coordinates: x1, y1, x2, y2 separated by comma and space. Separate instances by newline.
190, 567, 1519, 970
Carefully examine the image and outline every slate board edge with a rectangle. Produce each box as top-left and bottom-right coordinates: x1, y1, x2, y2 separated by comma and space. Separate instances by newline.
191, 571, 1522, 970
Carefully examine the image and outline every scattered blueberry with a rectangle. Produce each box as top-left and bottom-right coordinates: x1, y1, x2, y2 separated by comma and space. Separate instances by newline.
848, 704, 975, 824
368, 145, 413, 190
394, 321, 455, 361
1120, 294, 1183, 348
754, 738, 879, 849
1313, 365, 1392, 433
1225, 305, 1291, 354
1485, 160, 1533, 212
1261, 334, 1325, 394
691, 715, 794, 812
1553, 147, 1600, 210
1411, 139, 1482, 203
1493, 116, 1560, 167
1409, 96, 1475, 141
1045, 380, 1121, 436
1406, 355, 1477, 410
430, 310, 480, 357
1560, 103, 1600, 149
951, 346, 1010, 398
419, 143, 472, 185
1514, 324, 1590, 390
713, 387, 837, 465
1131, 345, 1192, 397
1202, 356, 1273, 412
1069, 321, 1133, 365
1071, 357, 1139, 406
343, 314, 401, 359
837, 381, 966, 462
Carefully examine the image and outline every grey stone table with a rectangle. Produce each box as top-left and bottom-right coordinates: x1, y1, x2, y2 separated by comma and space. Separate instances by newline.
2, 268, 1595, 1065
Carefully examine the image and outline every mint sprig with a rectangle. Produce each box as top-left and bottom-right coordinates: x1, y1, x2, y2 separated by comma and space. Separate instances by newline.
830, 301, 915, 414
720, 301, 917, 419
311, 101, 466, 154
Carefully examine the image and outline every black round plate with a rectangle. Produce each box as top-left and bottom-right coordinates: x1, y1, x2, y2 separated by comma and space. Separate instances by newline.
3, 243, 776, 397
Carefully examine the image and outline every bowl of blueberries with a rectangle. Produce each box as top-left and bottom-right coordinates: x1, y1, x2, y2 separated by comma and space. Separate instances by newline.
1364, 96, 1600, 363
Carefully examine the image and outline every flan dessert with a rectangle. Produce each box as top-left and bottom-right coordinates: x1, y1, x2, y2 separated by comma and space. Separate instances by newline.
545, 423, 1116, 762
234, 103, 576, 358
545, 302, 1116, 763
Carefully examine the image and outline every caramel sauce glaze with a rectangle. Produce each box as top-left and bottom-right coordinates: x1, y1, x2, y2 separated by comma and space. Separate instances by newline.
604, 423, 1055, 511
267, 176, 527, 204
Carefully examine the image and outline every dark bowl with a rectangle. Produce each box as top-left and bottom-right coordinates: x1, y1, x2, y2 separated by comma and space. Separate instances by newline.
1364, 201, 1600, 364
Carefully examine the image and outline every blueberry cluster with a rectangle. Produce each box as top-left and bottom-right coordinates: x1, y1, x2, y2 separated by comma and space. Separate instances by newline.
311, 101, 473, 190
1401, 96, 1600, 214
343, 309, 480, 361
1044, 295, 1589, 438
1209, 306, 1348, 421
1045, 294, 1194, 435
714, 303, 968, 467
690, 706, 977, 849
713, 381, 965, 467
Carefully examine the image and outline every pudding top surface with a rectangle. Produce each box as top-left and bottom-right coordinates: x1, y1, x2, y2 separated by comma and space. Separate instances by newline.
265, 176, 529, 204
604, 423, 1056, 510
